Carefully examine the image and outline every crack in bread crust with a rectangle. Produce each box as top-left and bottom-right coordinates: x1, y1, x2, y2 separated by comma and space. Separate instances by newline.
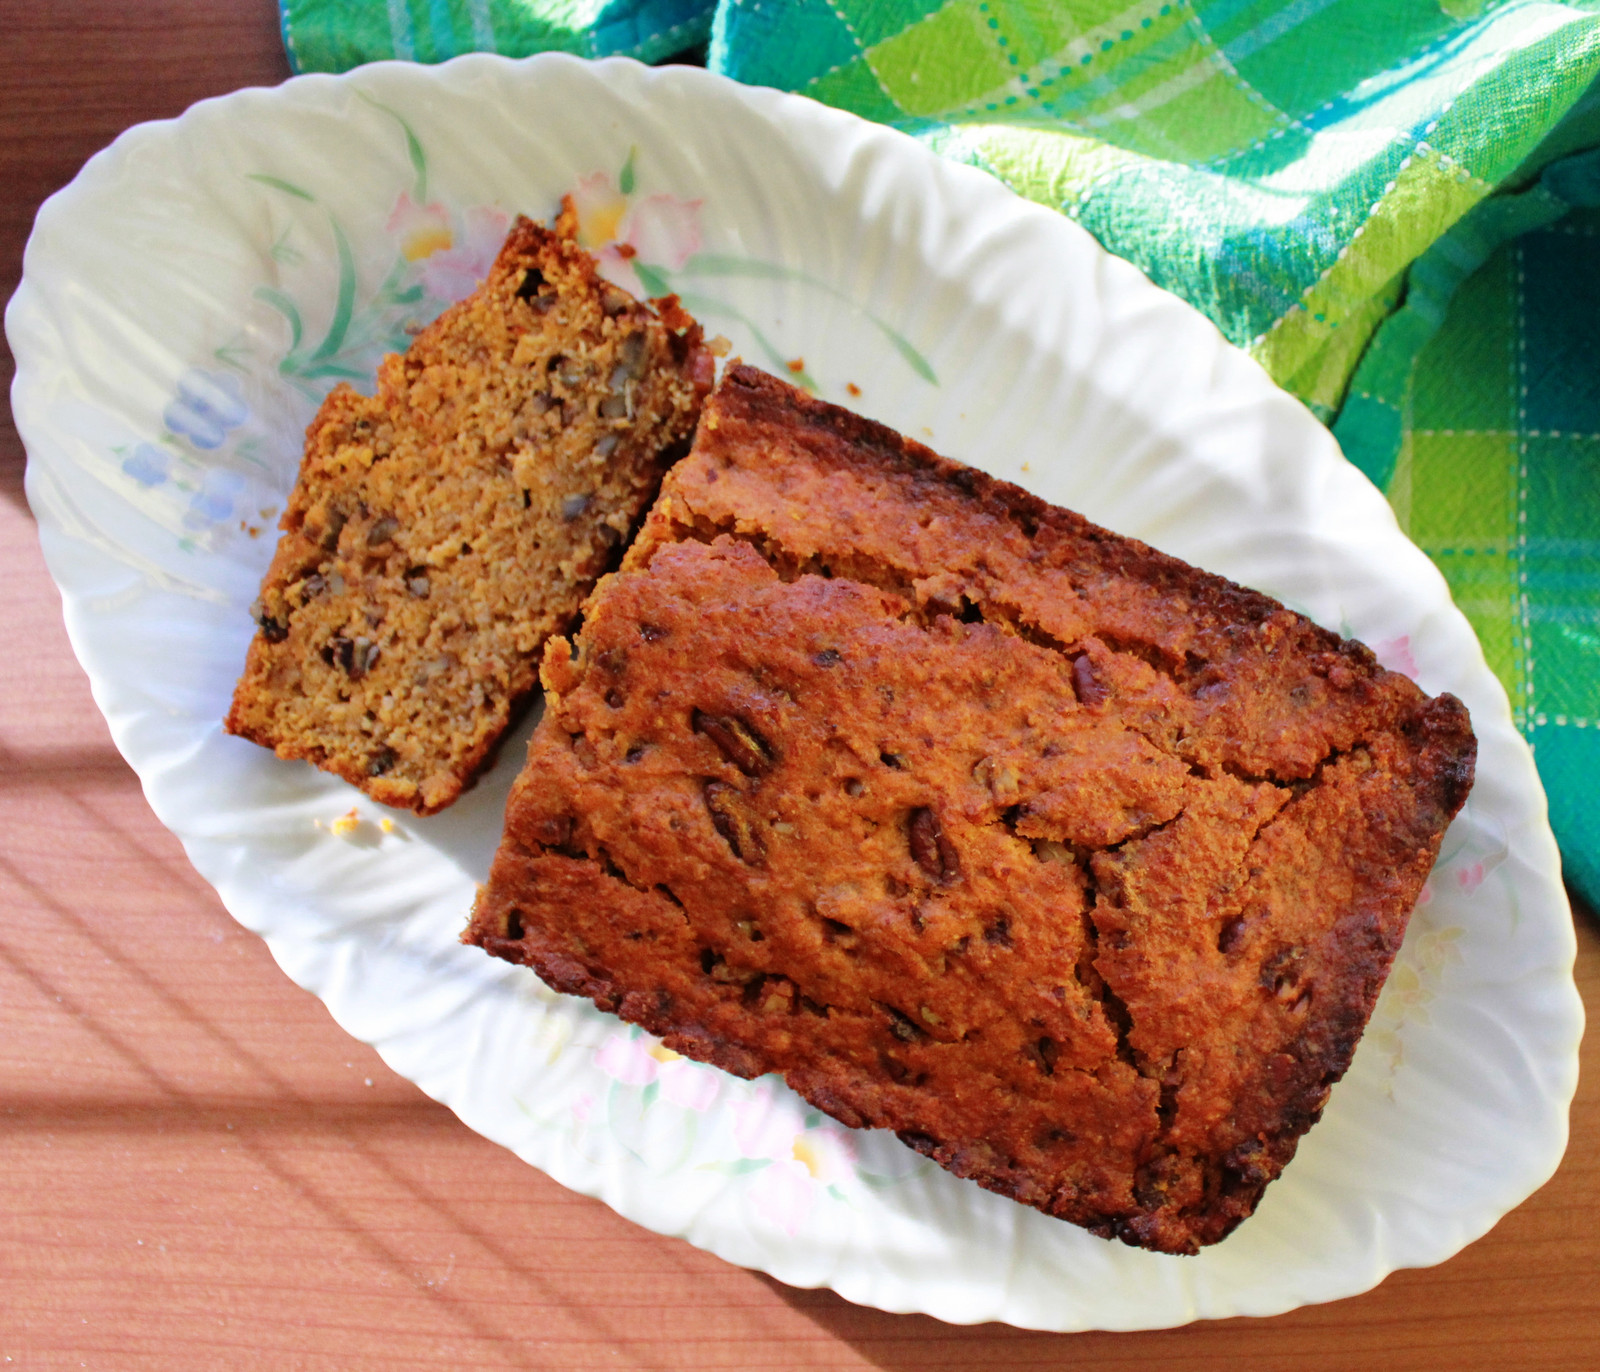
466, 365, 1476, 1253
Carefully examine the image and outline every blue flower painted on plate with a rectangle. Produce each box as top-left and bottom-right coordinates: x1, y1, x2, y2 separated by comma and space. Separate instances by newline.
184, 467, 247, 528
164, 369, 249, 450
121, 442, 171, 488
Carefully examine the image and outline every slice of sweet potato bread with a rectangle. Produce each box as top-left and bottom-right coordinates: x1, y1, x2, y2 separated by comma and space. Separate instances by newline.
227, 206, 712, 813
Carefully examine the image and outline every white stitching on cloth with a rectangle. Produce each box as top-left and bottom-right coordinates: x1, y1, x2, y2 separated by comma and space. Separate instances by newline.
818, 0, 905, 108
1244, 133, 1485, 350
935, 0, 1176, 130
1186, 0, 1529, 171
623, 15, 709, 57
1177, 2, 1293, 132
387, 0, 417, 61
1515, 239, 1534, 726
467, 0, 495, 51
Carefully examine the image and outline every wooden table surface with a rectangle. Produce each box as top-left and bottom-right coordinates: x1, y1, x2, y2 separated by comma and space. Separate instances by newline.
3, 4, 1596, 1367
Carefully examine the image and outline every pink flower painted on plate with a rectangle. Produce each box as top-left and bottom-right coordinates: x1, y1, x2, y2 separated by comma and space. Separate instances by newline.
791, 1122, 857, 1184
1417, 878, 1434, 907
621, 194, 702, 269
1375, 635, 1419, 680
1457, 861, 1486, 893
592, 1031, 721, 1112
387, 191, 453, 261
419, 204, 511, 302
570, 172, 630, 250
753, 1158, 816, 1236
571, 1092, 596, 1124
595, 1032, 657, 1087
727, 1082, 858, 1234
731, 1080, 806, 1158
569, 171, 703, 296
659, 1058, 721, 1112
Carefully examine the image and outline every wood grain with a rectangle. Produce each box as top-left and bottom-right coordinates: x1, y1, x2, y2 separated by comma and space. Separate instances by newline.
2, 4, 1595, 1367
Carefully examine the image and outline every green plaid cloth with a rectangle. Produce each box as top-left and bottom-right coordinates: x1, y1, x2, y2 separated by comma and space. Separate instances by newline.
279, 1, 715, 69
282, 0, 1600, 904
1337, 143, 1600, 901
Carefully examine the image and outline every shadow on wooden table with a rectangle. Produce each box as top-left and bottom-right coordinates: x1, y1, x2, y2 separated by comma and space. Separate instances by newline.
0, 731, 681, 1370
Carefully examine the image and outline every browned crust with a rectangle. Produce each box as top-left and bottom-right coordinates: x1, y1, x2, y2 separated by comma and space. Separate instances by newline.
226, 208, 712, 813
466, 365, 1476, 1252
642, 364, 1328, 631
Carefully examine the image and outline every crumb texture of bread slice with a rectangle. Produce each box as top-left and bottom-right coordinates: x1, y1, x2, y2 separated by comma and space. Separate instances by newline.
226, 209, 711, 813
466, 365, 1476, 1253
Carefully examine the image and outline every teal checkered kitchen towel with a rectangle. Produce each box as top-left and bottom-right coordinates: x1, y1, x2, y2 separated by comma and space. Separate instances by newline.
280, 1, 715, 69
281, 1, 1600, 906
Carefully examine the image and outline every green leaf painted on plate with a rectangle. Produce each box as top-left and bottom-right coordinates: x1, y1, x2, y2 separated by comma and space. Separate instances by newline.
406, 127, 427, 204
269, 227, 305, 267
874, 322, 938, 385
680, 255, 938, 387
680, 254, 794, 281
254, 286, 304, 354
640, 1080, 659, 1112
357, 90, 429, 204
633, 260, 672, 298
620, 147, 637, 196
856, 1161, 935, 1189
367, 258, 421, 312
309, 216, 358, 363
695, 1157, 773, 1175
248, 173, 315, 202
296, 361, 370, 381
674, 291, 817, 392
213, 335, 251, 373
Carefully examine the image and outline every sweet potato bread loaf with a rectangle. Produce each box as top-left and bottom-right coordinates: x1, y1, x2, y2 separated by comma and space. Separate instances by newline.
466, 365, 1476, 1253
227, 207, 712, 813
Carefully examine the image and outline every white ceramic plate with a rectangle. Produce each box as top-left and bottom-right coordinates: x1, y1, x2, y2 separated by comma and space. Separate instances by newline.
9, 54, 1581, 1331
